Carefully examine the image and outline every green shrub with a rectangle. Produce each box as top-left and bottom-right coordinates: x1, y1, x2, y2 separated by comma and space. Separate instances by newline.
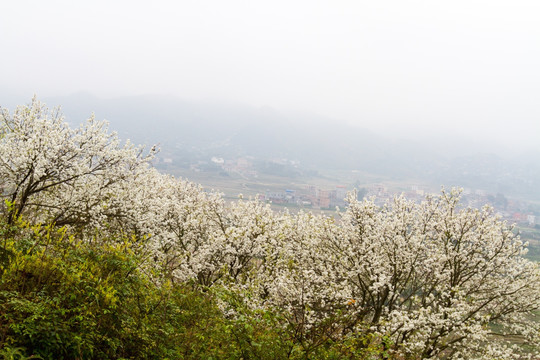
0, 218, 386, 359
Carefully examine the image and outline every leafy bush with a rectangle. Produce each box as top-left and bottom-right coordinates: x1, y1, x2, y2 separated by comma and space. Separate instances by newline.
0, 219, 370, 359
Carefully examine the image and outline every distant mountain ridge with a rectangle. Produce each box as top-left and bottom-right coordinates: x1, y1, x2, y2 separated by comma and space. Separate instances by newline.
4, 92, 540, 201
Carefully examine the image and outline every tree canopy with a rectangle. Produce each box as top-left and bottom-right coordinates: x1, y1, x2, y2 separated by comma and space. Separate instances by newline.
0, 98, 539, 359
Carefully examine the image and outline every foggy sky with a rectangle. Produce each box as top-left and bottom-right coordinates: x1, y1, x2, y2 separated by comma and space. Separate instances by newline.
2, 0, 539, 152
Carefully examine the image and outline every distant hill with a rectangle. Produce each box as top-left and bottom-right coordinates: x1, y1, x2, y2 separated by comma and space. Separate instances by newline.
4, 92, 540, 202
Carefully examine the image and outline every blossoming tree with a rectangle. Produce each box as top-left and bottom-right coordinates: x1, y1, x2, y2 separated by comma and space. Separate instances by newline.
1, 98, 539, 359
0, 97, 154, 229
261, 191, 540, 358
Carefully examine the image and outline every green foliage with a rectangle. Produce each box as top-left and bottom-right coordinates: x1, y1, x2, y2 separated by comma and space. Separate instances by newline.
0, 219, 139, 358
0, 219, 385, 359
0, 345, 42, 360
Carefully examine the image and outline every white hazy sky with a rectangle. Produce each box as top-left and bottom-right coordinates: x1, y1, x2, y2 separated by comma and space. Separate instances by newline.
1, 0, 539, 151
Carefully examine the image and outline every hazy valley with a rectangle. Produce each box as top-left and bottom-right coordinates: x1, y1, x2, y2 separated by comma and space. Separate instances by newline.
27, 93, 540, 263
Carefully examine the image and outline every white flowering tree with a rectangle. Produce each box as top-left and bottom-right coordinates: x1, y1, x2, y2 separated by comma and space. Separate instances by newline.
1, 98, 539, 359
262, 190, 540, 359
0, 97, 155, 230
165, 195, 283, 288
341, 191, 540, 358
